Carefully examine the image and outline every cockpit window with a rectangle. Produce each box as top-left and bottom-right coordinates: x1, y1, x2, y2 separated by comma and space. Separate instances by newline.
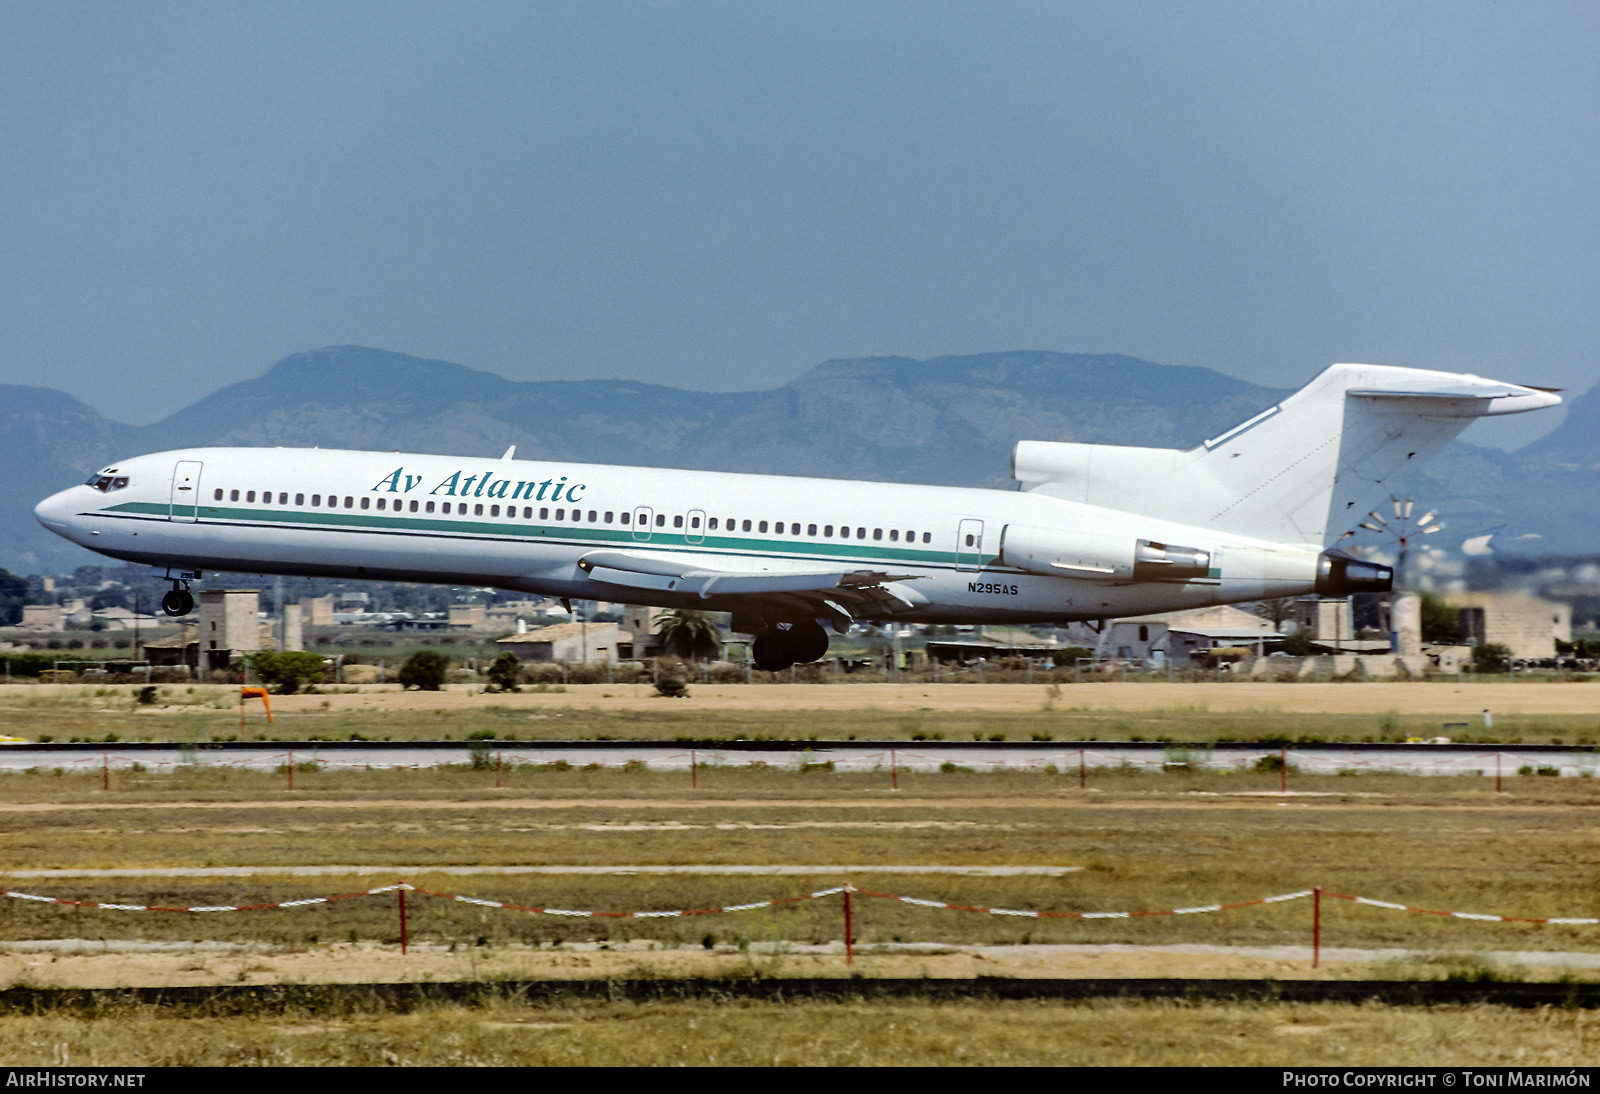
84, 471, 128, 493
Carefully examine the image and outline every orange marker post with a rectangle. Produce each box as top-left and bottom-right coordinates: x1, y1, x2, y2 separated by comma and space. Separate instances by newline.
239, 687, 273, 738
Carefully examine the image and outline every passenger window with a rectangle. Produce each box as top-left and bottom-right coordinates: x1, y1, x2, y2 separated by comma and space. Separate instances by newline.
965, 534, 974, 546
856, 527, 866, 539
360, 497, 370, 510
376, 498, 385, 510
295, 494, 304, 506
540, 507, 549, 520
708, 518, 718, 530
278, 492, 287, 504
690, 516, 700, 529
655, 514, 665, 527
808, 524, 817, 536
824, 525, 833, 537
758, 521, 768, 533
906, 530, 914, 541
890, 530, 899, 541
214, 489, 224, 501
791, 523, 800, 535
556, 509, 565, 521
524, 507, 532, 519
873, 529, 882, 541
490, 505, 500, 517
922, 532, 931, 543
589, 510, 597, 522
246, 491, 256, 503
605, 511, 614, 524
311, 495, 321, 507
442, 502, 451, 514
742, 520, 752, 532
230, 490, 240, 501
344, 497, 353, 509
474, 504, 484, 516
425, 501, 435, 513
674, 515, 683, 528
410, 500, 419, 513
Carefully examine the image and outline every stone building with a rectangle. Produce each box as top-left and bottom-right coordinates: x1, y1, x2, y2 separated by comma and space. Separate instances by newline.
1444, 592, 1571, 660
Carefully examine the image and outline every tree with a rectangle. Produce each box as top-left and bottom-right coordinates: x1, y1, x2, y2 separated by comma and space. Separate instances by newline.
655, 609, 723, 661
0, 568, 25, 627
398, 649, 450, 690
249, 650, 328, 694
1419, 592, 1460, 645
1471, 643, 1511, 675
1252, 597, 1297, 631
486, 652, 522, 693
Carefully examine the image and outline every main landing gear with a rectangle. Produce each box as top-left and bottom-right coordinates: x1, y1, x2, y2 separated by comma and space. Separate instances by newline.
160, 570, 201, 617
750, 619, 830, 672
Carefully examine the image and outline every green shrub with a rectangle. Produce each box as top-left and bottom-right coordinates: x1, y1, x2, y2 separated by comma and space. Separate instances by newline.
248, 650, 329, 695
486, 652, 522, 693
398, 649, 450, 691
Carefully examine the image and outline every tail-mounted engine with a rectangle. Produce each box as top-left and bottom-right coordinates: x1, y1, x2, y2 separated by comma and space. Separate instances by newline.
1000, 524, 1212, 582
1314, 551, 1393, 596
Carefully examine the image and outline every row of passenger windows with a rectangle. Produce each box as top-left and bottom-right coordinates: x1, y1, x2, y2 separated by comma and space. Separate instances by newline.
212, 488, 933, 544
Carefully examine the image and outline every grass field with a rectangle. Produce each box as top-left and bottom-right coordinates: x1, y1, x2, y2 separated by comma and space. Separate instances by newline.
5, 680, 1600, 744
5, 684, 1600, 1065
0, 997, 1595, 1066
0, 767, 1597, 956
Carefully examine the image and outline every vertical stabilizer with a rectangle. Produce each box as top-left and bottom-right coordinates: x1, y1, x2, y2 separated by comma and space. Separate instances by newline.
1015, 364, 1560, 546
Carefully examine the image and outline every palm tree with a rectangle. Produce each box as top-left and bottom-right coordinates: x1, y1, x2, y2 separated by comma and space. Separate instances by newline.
655, 609, 724, 662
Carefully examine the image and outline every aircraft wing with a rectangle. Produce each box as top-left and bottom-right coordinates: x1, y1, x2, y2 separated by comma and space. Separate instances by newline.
576, 549, 927, 625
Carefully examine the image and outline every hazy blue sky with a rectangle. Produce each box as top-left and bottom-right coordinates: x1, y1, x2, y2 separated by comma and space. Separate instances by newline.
3, 1, 1595, 447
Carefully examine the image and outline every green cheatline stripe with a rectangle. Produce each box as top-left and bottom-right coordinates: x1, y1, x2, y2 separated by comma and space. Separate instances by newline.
107, 501, 996, 570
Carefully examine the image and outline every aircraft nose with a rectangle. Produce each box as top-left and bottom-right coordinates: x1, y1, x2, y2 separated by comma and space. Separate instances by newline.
34, 488, 77, 534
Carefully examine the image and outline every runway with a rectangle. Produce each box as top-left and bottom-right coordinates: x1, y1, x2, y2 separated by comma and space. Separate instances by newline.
0, 739, 1592, 777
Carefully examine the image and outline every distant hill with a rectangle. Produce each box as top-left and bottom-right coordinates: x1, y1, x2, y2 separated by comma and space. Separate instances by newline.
1, 345, 1590, 571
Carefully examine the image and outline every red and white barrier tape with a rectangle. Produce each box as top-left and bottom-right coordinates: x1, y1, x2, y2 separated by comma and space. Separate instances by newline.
2, 881, 1596, 926
853, 887, 1313, 919
1325, 891, 1600, 925
403, 883, 848, 919
0, 883, 406, 913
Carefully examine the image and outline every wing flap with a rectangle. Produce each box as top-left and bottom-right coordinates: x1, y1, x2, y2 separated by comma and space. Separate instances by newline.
577, 548, 925, 615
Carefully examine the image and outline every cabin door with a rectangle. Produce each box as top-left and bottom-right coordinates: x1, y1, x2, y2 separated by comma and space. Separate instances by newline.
632, 506, 653, 542
170, 461, 203, 523
685, 509, 706, 545
956, 518, 985, 571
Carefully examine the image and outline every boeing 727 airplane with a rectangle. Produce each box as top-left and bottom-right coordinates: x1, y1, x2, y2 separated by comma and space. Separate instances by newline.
34, 363, 1559, 670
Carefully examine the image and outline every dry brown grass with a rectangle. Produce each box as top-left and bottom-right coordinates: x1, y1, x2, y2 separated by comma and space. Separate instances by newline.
0, 997, 1595, 1066
0, 767, 1596, 954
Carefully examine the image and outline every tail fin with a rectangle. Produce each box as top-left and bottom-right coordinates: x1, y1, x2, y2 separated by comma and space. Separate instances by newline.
1013, 364, 1560, 546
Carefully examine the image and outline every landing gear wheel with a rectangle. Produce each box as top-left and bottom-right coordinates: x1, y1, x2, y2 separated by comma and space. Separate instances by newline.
782, 619, 830, 664
161, 589, 194, 617
752, 634, 793, 673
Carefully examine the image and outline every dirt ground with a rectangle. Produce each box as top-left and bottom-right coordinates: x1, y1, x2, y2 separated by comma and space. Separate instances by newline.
16, 680, 1599, 717
0, 940, 1566, 988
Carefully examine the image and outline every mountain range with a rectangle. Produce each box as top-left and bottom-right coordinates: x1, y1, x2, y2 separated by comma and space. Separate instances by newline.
2, 345, 1594, 573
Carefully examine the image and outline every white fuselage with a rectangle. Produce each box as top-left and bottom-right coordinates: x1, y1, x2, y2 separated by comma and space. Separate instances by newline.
35, 447, 1327, 624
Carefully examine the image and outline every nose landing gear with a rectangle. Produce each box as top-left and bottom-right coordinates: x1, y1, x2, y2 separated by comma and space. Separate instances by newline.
750, 619, 830, 672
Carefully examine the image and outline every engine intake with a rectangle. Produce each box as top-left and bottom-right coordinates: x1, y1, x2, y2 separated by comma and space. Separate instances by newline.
1315, 551, 1393, 597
